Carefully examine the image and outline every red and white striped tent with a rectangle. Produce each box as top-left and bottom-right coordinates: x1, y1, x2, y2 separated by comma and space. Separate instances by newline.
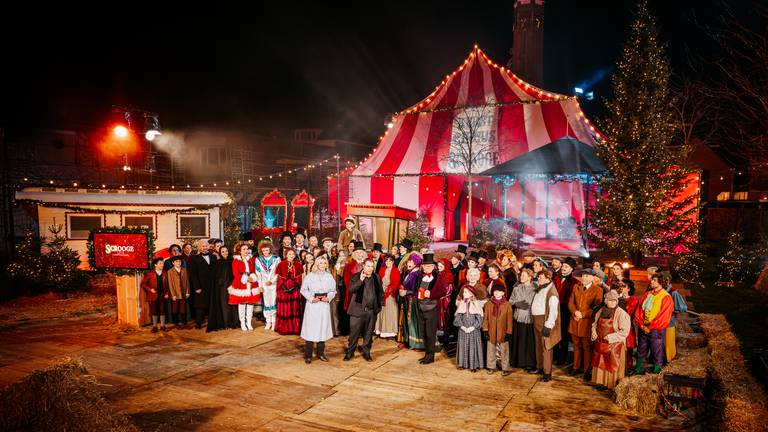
329, 45, 604, 247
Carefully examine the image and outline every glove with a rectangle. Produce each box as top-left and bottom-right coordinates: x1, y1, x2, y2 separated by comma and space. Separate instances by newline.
240, 274, 249, 285
483, 331, 489, 340
514, 301, 529, 310
542, 326, 552, 338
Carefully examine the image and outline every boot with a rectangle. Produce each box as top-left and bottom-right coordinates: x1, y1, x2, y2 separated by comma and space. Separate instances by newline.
239, 305, 247, 332
245, 305, 255, 331
652, 363, 662, 374
317, 342, 328, 362
635, 358, 645, 375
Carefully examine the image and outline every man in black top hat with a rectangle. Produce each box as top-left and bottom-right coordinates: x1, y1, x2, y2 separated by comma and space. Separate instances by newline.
188, 239, 218, 329
417, 252, 449, 364
371, 242, 384, 273
553, 256, 578, 365
455, 244, 468, 267
394, 238, 414, 268
478, 250, 489, 274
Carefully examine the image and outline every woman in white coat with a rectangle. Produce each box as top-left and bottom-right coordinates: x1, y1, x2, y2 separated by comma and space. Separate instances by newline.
300, 255, 337, 363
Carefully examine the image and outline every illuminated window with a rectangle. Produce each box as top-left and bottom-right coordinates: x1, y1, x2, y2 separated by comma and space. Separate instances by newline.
123, 215, 155, 234
716, 192, 730, 201
733, 192, 748, 201
178, 214, 209, 238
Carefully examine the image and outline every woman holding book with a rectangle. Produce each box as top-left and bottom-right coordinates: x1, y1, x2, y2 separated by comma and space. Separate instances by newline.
300, 255, 337, 363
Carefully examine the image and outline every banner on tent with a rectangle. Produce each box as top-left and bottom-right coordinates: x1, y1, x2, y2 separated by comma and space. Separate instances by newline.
445, 104, 499, 174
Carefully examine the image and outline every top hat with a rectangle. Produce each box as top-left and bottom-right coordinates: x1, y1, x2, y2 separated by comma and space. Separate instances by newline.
421, 252, 436, 265
372, 243, 383, 253
563, 257, 577, 268
467, 251, 480, 263
353, 240, 365, 251
400, 238, 414, 250
455, 244, 468, 254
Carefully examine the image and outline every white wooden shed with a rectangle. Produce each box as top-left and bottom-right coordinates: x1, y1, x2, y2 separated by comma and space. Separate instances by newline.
16, 187, 233, 269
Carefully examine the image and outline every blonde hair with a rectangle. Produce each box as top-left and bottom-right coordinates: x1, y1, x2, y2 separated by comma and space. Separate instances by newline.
312, 255, 330, 273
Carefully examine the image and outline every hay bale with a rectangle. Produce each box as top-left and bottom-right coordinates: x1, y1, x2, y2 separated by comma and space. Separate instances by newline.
0, 357, 138, 432
613, 374, 664, 415
676, 332, 707, 350
675, 318, 693, 334
722, 396, 768, 432
663, 347, 709, 379
699, 314, 768, 432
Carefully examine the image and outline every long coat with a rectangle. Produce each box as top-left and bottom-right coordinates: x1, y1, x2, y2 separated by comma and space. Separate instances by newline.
140, 270, 164, 302
164, 267, 190, 300
568, 282, 603, 337
300, 271, 337, 342
482, 300, 513, 344
188, 254, 218, 309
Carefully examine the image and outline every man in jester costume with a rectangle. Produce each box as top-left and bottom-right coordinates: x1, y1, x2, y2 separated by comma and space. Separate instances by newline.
633, 272, 673, 374
254, 239, 281, 331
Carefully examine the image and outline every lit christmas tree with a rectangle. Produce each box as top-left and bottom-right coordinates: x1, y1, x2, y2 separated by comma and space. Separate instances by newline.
404, 213, 433, 251
587, 0, 700, 264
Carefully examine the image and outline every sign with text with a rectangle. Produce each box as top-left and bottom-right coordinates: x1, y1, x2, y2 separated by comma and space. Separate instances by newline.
93, 233, 150, 270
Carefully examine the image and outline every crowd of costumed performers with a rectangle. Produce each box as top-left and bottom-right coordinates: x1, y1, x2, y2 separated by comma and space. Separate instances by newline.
141, 216, 686, 388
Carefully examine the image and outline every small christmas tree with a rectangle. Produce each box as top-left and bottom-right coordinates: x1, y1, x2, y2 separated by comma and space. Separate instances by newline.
221, 203, 241, 247
7, 225, 85, 294
495, 223, 518, 251
469, 218, 492, 247
404, 213, 433, 251
718, 232, 744, 285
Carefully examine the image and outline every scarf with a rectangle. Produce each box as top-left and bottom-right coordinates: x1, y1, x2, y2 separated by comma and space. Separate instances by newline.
490, 296, 505, 316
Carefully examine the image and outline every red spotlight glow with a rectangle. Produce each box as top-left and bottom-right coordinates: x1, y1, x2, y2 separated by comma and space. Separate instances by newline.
113, 125, 129, 138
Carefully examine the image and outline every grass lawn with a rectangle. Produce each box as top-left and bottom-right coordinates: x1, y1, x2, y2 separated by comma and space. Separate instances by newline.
689, 280, 768, 391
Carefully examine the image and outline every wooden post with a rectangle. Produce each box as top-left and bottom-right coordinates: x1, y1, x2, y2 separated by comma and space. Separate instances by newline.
115, 272, 147, 326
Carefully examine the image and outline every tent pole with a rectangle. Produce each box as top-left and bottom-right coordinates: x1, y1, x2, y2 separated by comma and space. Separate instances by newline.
545, 180, 550, 239
503, 180, 508, 219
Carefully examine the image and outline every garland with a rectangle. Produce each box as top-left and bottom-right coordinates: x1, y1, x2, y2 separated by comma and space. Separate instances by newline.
87, 226, 155, 276
15, 198, 221, 215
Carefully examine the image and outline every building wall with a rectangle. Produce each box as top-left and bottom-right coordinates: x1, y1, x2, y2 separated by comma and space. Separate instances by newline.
36, 205, 222, 269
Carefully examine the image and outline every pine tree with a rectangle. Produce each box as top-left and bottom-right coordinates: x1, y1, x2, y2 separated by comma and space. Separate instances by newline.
587, 0, 699, 263
221, 203, 241, 247
404, 213, 433, 251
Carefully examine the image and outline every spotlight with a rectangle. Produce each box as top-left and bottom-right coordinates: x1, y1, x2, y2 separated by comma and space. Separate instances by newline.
113, 125, 129, 138
574, 87, 584, 94
142, 112, 161, 141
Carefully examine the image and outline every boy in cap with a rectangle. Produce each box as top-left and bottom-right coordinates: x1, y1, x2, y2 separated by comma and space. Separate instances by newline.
338, 216, 365, 251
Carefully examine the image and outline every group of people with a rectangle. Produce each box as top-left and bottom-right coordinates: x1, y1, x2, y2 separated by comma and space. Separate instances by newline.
140, 216, 687, 389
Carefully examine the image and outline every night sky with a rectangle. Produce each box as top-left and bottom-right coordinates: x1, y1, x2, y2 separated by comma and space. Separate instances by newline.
1, 1, 762, 144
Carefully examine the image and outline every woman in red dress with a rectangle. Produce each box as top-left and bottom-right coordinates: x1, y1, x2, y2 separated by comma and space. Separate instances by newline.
228, 242, 261, 331
617, 280, 640, 373
275, 248, 305, 335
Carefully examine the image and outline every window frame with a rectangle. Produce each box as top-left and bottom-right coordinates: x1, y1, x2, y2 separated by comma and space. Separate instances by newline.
66, 212, 105, 240
177, 213, 210, 239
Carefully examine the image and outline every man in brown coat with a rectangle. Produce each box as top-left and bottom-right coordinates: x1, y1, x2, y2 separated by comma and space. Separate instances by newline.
531, 269, 561, 382
483, 284, 514, 375
568, 268, 604, 381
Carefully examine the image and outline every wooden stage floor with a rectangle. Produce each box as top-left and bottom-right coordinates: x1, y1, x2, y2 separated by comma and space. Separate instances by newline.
0, 314, 689, 431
